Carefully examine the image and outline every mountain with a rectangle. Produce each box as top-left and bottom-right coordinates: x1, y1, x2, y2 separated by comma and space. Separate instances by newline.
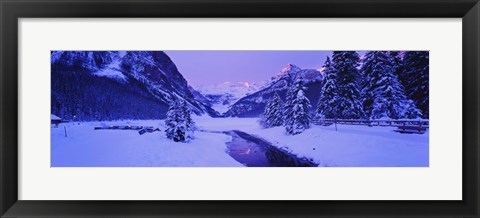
224, 64, 324, 117
188, 86, 212, 107
194, 81, 266, 113
51, 51, 219, 121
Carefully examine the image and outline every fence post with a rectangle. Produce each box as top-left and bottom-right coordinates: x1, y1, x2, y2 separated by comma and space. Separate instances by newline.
64, 126, 67, 138
334, 119, 337, 131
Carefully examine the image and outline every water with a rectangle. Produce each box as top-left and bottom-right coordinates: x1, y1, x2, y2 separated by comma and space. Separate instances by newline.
225, 130, 318, 167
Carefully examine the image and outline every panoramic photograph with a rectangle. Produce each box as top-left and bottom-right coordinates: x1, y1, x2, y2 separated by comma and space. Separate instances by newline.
51, 50, 429, 167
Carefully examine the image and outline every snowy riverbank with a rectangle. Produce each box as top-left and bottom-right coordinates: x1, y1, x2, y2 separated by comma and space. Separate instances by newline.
195, 117, 429, 167
51, 117, 428, 167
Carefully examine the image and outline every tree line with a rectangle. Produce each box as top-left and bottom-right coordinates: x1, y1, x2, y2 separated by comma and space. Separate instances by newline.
51, 68, 169, 121
262, 51, 429, 135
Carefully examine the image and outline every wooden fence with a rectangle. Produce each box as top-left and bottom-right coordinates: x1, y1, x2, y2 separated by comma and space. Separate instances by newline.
312, 118, 429, 128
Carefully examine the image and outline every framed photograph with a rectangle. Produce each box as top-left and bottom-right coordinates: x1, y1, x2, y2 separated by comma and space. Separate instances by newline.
1, 0, 479, 217
49, 50, 429, 168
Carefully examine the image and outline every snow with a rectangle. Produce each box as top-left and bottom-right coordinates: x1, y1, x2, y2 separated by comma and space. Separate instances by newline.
259, 125, 428, 167
194, 117, 429, 167
50, 51, 64, 63
210, 103, 231, 114
194, 81, 267, 113
94, 68, 127, 82
93, 52, 128, 82
278, 63, 302, 76
51, 114, 61, 120
196, 81, 266, 99
51, 120, 242, 167
274, 64, 322, 82
52, 117, 428, 167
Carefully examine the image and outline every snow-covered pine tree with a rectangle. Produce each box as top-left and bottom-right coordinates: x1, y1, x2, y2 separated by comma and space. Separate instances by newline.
165, 98, 185, 142
284, 80, 311, 135
316, 56, 338, 119
389, 51, 423, 120
165, 98, 196, 142
283, 82, 296, 125
360, 52, 380, 119
388, 51, 404, 77
403, 99, 422, 119
263, 92, 284, 128
179, 99, 195, 140
401, 51, 429, 118
361, 51, 413, 119
331, 51, 364, 119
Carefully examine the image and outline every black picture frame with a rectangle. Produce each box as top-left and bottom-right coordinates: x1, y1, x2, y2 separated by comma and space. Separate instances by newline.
1, 0, 479, 217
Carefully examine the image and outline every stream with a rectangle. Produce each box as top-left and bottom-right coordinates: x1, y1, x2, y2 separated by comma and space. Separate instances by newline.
224, 130, 318, 167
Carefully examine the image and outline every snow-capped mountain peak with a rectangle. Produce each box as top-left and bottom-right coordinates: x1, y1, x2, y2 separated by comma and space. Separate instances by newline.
195, 81, 265, 99
278, 64, 302, 76
272, 64, 323, 83
225, 64, 324, 117
194, 81, 267, 113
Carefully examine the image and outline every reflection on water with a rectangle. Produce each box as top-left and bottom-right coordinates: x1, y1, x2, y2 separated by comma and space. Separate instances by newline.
225, 130, 318, 167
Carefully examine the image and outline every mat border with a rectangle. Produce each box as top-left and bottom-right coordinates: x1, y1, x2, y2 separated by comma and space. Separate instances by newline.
1, 0, 479, 217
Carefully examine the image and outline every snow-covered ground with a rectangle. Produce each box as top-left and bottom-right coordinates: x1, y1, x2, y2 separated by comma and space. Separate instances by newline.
195, 117, 429, 167
51, 120, 242, 167
51, 117, 428, 167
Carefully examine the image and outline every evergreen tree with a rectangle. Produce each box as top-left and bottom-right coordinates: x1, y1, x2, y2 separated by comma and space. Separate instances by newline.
264, 92, 284, 128
316, 56, 338, 119
51, 70, 169, 121
332, 51, 364, 119
388, 51, 404, 77
164, 98, 195, 142
283, 82, 296, 125
389, 51, 422, 119
401, 51, 429, 118
403, 99, 422, 119
180, 99, 195, 140
165, 99, 185, 142
361, 51, 416, 119
284, 80, 311, 135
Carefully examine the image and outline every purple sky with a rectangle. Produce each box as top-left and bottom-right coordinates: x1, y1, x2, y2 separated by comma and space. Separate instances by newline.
165, 51, 334, 86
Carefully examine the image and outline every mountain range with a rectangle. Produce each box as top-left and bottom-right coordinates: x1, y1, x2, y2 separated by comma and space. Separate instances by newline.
224, 64, 324, 117
51, 51, 323, 121
51, 51, 218, 121
194, 81, 266, 113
